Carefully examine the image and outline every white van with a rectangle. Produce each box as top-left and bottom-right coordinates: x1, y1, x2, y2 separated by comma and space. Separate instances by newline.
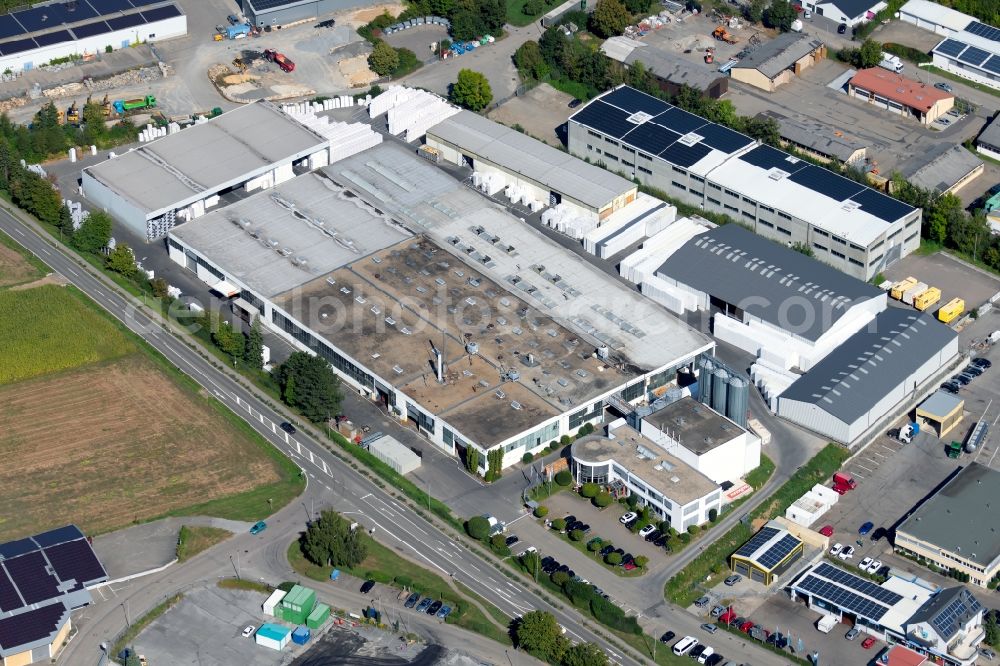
673, 636, 698, 656
698, 646, 715, 664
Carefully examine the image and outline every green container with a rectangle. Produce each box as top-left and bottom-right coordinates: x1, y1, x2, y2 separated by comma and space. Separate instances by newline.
278, 585, 316, 625
306, 603, 331, 629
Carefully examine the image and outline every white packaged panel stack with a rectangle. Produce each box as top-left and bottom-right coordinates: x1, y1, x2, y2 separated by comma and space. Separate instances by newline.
639, 274, 690, 314
325, 122, 383, 163
643, 204, 677, 235
368, 86, 416, 117
750, 360, 798, 410
619, 217, 710, 284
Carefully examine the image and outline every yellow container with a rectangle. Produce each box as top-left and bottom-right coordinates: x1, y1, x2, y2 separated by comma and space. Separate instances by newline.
914, 287, 941, 311
937, 298, 964, 324
891, 277, 917, 300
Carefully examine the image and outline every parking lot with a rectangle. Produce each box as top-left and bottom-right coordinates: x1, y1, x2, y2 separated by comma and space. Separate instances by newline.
883, 251, 1000, 314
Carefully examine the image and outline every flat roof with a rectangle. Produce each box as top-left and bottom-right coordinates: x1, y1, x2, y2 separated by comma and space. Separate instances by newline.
732, 33, 824, 79
600, 37, 724, 91
932, 34, 1000, 78
899, 0, 972, 32
979, 116, 1000, 149
656, 224, 884, 342
643, 396, 744, 455
897, 463, 1000, 567
169, 170, 412, 298
821, 0, 883, 19
84, 101, 328, 215
571, 424, 718, 505
779, 309, 957, 426
759, 111, 866, 163
906, 145, 983, 194
790, 561, 920, 626
850, 68, 953, 113
916, 390, 963, 419
426, 110, 635, 210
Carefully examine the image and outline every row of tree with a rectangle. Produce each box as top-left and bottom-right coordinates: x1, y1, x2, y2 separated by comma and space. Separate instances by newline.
515, 611, 609, 666
366, 0, 506, 42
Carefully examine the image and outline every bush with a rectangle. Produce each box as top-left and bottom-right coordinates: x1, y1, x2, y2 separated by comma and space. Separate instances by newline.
594, 492, 612, 508
394, 575, 412, 588
564, 580, 595, 606
626, 494, 638, 509
708, 508, 718, 523
466, 516, 491, 540
587, 539, 603, 552
490, 533, 507, 550
634, 555, 648, 568
679, 532, 691, 544
569, 529, 584, 542
551, 518, 567, 532
605, 552, 622, 565
687, 525, 698, 535
551, 570, 570, 585
522, 452, 534, 464
555, 470, 572, 486
580, 483, 599, 498
534, 505, 549, 518
559, 435, 572, 446
590, 595, 642, 634
658, 520, 671, 533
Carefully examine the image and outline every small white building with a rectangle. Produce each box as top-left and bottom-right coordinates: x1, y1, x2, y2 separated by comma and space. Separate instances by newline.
799, 0, 887, 27
784, 484, 839, 527
255, 624, 291, 651
899, 0, 975, 36
262, 589, 287, 617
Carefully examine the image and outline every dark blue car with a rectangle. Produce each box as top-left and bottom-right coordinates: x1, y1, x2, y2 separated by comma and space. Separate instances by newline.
859, 521, 874, 536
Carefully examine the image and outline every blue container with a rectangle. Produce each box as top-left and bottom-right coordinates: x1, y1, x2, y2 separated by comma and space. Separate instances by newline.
291, 626, 310, 645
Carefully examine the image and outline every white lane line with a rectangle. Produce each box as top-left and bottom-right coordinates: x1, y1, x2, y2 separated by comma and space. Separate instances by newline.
64, 267, 78, 277
855, 463, 874, 473
13, 227, 23, 236
870, 451, 886, 459
852, 471, 866, 479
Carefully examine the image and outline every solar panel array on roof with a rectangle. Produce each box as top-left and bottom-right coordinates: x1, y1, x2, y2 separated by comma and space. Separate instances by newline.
739, 144, 803, 172
931, 590, 982, 639
789, 166, 865, 202
31, 526, 83, 549
966, 21, 1000, 43
0, 603, 66, 652
0, 38, 37, 55
33, 29, 73, 47
3, 552, 59, 605
935, 38, 967, 57
71, 20, 112, 38
958, 45, 991, 66
602, 85, 669, 115
814, 562, 903, 604
106, 12, 146, 30
0, 569, 22, 613
984, 56, 1000, 75
0, 537, 35, 560
90, 0, 136, 11
140, 4, 181, 21
249, 0, 312, 11
44, 540, 107, 590
757, 534, 801, 569
0, 15, 22, 39
734, 526, 779, 558
797, 574, 892, 621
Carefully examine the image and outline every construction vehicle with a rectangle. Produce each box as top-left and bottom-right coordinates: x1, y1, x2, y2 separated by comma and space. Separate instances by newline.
232, 57, 248, 73
938, 297, 965, 324
890, 276, 917, 300
263, 49, 295, 72
913, 286, 941, 311
112, 95, 156, 115
66, 101, 80, 125
712, 26, 738, 43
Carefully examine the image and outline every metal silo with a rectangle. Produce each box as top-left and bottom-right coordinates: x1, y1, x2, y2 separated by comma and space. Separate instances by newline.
726, 375, 749, 428
697, 357, 714, 405
713, 368, 728, 413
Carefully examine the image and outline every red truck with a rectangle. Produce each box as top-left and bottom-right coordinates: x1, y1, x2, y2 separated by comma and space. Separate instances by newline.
263, 49, 295, 72
832, 471, 857, 494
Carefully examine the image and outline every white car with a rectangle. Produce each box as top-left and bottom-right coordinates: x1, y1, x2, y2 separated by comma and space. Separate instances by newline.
241, 625, 255, 638
859, 557, 873, 570
638, 524, 656, 537
867, 559, 883, 574
839, 545, 855, 560
620, 512, 638, 525
830, 542, 844, 557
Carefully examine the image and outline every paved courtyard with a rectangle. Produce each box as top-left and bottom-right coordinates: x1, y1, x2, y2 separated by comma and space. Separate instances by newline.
883, 252, 1000, 313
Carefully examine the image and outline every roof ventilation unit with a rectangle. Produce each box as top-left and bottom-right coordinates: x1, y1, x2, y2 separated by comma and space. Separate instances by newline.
768, 168, 790, 181
626, 111, 654, 124
678, 132, 704, 147
511, 401, 522, 410
466, 341, 480, 354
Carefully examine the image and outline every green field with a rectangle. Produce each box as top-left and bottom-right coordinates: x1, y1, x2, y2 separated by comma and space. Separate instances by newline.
0, 284, 134, 385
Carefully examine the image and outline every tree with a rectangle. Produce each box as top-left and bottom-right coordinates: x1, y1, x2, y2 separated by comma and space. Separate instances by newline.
82, 99, 108, 146
634, 555, 648, 568
858, 38, 883, 68
580, 482, 599, 498
534, 505, 549, 517
466, 515, 491, 540
213, 320, 245, 360
555, 470, 572, 486
481, 0, 507, 32
465, 446, 480, 474
450, 69, 493, 111
514, 41, 549, 82
605, 551, 622, 565
623, 0, 648, 14
522, 550, 541, 577
743, 115, 781, 146
763, 0, 796, 31
490, 533, 508, 551
105, 243, 138, 278
986, 610, 999, 646
151, 277, 169, 299
590, 0, 629, 38
276, 351, 343, 422
745, 0, 766, 22
301, 509, 368, 567
563, 643, 609, 666
587, 539, 603, 552
515, 610, 568, 662
368, 40, 399, 77
708, 507, 718, 522
551, 570, 570, 585
594, 492, 612, 507
551, 518, 567, 532
569, 529, 584, 541
625, 493, 639, 509
56, 204, 74, 237
70, 210, 112, 254
244, 315, 264, 370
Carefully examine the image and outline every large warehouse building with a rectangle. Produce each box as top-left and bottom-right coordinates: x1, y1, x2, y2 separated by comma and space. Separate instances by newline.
776, 308, 958, 443
0, 525, 107, 666
242, 0, 348, 26
167, 141, 714, 471
0, 0, 186, 74
568, 86, 920, 280
82, 101, 340, 240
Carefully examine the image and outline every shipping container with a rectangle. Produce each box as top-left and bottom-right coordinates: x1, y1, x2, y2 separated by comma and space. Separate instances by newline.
255, 624, 290, 651
306, 603, 331, 629
263, 589, 286, 616
937, 298, 964, 324
277, 585, 316, 625
890, 277, 917, 300
901, 282, 927, 306
913, 286, 941, 311
291, 626, 311, 645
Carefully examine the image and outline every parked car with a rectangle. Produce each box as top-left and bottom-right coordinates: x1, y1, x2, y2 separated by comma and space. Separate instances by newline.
738, 620, 754, 633
563, 515, 577, 525
953, 373, 972, 386
620, 512, 638, 524
436, 605, 452, 619
249, 521, 267, 535
934, 82, 953, 92
280, 421, 296, 434
623, 560, 637, 571
830, 542, 844, 556
839, 545, 855, 559
695, 595, 711, 608
415, 597, 433, 612
638, 524, 656, 538
862, 636, 876, 649
724, 574, 741, 586
360, 579, 376, 594
404, 593, 420, 608
972, 358, 992, 369
859, 557, 873, 570
568, 98, 582, 108
227, 14, 240, 24
701, 623, 719, 634
621, 554, 634, 567
706, 654, 725, 666
241, 625, 255, 638
941, 382, 960, 394
845, 627, 860, 641
654, 535, 668, 547
838, 22, 847, 33
803, 9, 812, 17
980, 647, 998, 660
867, 559, 883, 574
600, 544, 615, 556
965, 365, 984, 377
859, 521, 874, 536
711, 605, 725, 617
690, 645, 706, 661
660, 630, 676, 644
644, 529, 661, 542
426, 600, 443, 615
505, 535, 519, 547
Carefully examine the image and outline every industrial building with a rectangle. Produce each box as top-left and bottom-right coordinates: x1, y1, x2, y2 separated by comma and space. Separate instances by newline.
0, 0, 186, 74
651, 223, 888, 372
904, 145, 984, 196
82, 101, 349, 240
601, 37, 729, 99
914, 390, 964, 439
255, 624, 291, 651
729, 34, 826, 92
895, 463, 1000, 588
242, 0, 347, 26
569, 86, 920, 281
776, 308, 958, 444
367, 434, 421, 475
789, 561, 984, 666
798, 0, 887, 27
899, 0, 973, 36
848, 68, 955, 125
900, 0, 1000, 91
167, 141, 714, 471
975, 115, 1000, 161
729, 521, 804, 585
569, 420, 722, 531
757, 112, 866, 165
0, 525, 108, 666
425, 110, 638, 221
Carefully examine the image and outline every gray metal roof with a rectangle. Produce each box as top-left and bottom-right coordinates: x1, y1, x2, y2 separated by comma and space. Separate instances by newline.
83, 101, 328, 216
622, 45, 726, 92
819, 0, 884, 19
978, 116, 1000, 150
906, 145, 983, 194
897, 463, 1000, 568
732, 34, 824, 80
425, 110, 635, 210
760, 112, 866, 163
779, 308, 958, 423
917, 390, 963, 419
656, 223, 883, 342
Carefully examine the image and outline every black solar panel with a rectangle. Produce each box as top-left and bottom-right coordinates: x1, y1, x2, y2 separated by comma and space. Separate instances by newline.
659, 140, 712, 168
0, 14, 25, 40
107, 13, 146, 30
0, 568, 23, 613
0, 603, 66, 651
797, 575, 891, 621
5, 552, 59, 605
983, 55, 1000, 75
958, 45, 990, 66
0, 37, 37, 56
698, 123, 754, 154
89, 0, 134, 11
600, 86, 670, 116
789, 165, 865, 202
814, 562, 903, 604
656, 107, 705, 135
72, 20, 111, 38
932, 591, 982, 638
0, 538, 35, 560
758, 534, 801, 569
251, 0, 319, 11
620, 122, 681, 156
849, 188, 914, 223
734, 526, 779, 558
140, 4, 182, 22
33, 29, 73, 48
15, 5, 71, 32
129, 0, 167, 6
44, 540, 107, 589
935, 38, 968, 58
62, 1, 100, 22
966, 21, 1000, 43
572, 101, 633, 139
739, 145, 795, 170
30, 526, 84, 550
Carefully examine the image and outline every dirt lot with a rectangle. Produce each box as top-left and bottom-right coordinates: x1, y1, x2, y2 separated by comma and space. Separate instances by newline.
488, 83, 575, 147
0, 232, 42, 288
0, 353, 283, 541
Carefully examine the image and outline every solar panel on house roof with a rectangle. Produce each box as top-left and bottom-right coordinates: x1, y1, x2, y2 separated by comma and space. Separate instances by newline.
983, 55, 1000, 75
734, 526, 780, 558
657, 107, 706, 135
659, 140, 712, 168
966, 21, 1000, 43
0, 603, 66, 653
849, 188, 914, 223
797, 574, 891, 621
572, 101, 633, 139
4, 552, 59, 605
0, 538, 35, 560
89, 0, 134, 11
31, 526, 83, 549
140, 4, 181, 21
129, 0, 167, 6
34, 29, 73, 48
106, 12, 146, 30
620, 122, 681, 155
72, 20, 112, 38
935, 38, 968, 57
44, 540, 107, 590
932, 592, 982, 638
697, 123, 753, 153
0, 569, 23, 613
0, 37, 37, 56
758, 534, 801, 569
958, 45, 991, 66
814, 562, 903, 604
789, 165, 865, 202
0, 15, 25, 40
601, 86, 670, 115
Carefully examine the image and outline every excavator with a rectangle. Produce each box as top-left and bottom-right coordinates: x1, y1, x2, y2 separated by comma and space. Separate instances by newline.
232, 57, 248, 73
712, 26, 739, 44
66, 100, 80, 125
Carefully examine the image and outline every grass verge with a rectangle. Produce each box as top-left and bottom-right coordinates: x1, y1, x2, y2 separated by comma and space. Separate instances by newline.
505, 0, 562, 26
218, 578, 274, 594
665, 444, 849, 606
111, 593, 183, 664
288, 536, 512, 645
924, 65, 1000, 99
176, 526, 231, 562
744, 454, 776, 490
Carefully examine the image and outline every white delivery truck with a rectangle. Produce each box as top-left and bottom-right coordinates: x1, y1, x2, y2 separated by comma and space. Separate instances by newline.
817, 613, 839, 633
879, 53, 904, 73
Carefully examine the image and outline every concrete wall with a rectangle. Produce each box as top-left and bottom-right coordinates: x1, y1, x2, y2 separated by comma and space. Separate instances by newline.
245, 0, 345, 26
899, 11, 959, 36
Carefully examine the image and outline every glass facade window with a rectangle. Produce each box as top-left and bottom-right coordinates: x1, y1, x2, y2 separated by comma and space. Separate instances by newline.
271, 311, 374, 389
576, 461, 609, 484
504, 421, 559, 454
620, 381, 644, 402
240, 289, 265, 314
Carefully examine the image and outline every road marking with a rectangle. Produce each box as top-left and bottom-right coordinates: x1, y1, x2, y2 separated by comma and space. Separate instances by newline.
870, 450, 886, 459
13, 227, 23, 236
852, 471, 866, 479
855, 463, 874, 473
